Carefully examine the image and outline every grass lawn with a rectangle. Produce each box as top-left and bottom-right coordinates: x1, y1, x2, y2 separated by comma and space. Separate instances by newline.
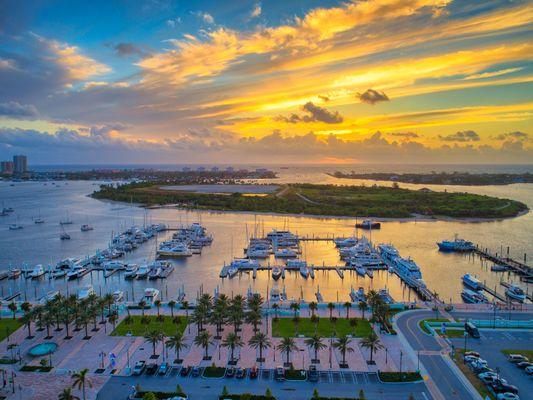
418, 318, 449, 335
452, 349, 495, 400
272, 317, 371, 338
111, 315, 188, 336
442, 329, 465, 338
0, 318, 23, 341
501, 349, 533, 360
378, 371, 422, 382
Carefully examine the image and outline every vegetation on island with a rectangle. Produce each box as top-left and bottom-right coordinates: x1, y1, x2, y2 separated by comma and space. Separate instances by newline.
92, 181, 528, 219
330, 171, 533, 186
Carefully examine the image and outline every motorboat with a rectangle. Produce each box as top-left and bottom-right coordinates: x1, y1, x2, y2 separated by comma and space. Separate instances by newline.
366, 269, 374, 278
378, 244, 400, 262
274, 248, 298, 258
60, 232, 71, 240
227, 264, 239, 278
286, 259, 307, 270
67, 266, 86, 280
78, 285, 95, 300
8, 269, 21, 279
247, 247, 270, 258
34, 217, 45, 224
378, 288, 394, 304
30, 264, 46, 279
143, 288, 160, 306
506, 285, 526, 302
461, 289, 488, 304
229, 258, 260, 269
462, 274, 482, 291
299, 264, 310, 279
81, 224, 94, 231
334, 237, 358, 248
157, 242, 193, 257
355, 266, 366, 277
39, 290, 60, 304
491, 264, 509, 272
136, 265, 149, 279
356, 220, 381, 230
437, 236, 474, 252
123, 264, 139, 279
391, 257, 422, 280
269, 287, 282, 304
271, 266, 283, 281
113, 290, 124, 303
102, 260, 124, 270
8, 224, 23, 230
51, 269, 67, 279
350, 287, 366, 303
148, 267, 161, 280
315, 286, 323, 303
56, 258, 78, 269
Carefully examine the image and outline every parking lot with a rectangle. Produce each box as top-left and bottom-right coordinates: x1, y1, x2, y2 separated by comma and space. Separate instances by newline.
449, 330, 533, 398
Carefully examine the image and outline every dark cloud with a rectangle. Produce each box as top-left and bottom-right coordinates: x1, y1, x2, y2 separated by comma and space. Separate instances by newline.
318, 95, 330, 102
389, 132, 419, 138
0, 101, 39, 119
493, 131, 529, 141
439, 130, 480, 142
357, 89, 390, 105
112, 43, 147, 58
275, 102, 343, 124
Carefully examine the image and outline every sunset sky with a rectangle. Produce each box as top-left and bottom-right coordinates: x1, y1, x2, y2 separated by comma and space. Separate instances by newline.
0, 0, 532, 164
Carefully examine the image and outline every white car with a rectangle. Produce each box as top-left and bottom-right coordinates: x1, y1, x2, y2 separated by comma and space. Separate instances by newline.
525, 365, 533, 375
497, 393, 520, 400
464, 355, 480, 363
478, 373, 506, 384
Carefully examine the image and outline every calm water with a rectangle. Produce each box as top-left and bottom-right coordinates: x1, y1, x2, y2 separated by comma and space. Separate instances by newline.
0, 164, 531, 303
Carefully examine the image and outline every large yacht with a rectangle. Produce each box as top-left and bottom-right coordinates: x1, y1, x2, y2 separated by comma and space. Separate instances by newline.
462, 274, 482, 291
157, 242, 193, 257
391, 257, 422, 280
437, 236, 475, 252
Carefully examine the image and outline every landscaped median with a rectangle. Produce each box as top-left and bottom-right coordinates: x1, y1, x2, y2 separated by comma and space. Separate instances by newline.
203, 365, 226, 378
272, 317, 371, 337
111, 315, 188, 336
377, 371, 423, 383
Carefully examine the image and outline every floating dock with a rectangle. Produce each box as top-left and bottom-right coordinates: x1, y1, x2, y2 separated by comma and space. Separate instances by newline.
474, 245, 532, 281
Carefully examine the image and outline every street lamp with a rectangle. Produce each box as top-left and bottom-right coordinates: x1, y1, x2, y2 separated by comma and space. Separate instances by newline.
329, 338, 332, 369
399, 351, 403, 380
385, 348, 388, 364
463, 330, 468, 363
417, 350, 420, 372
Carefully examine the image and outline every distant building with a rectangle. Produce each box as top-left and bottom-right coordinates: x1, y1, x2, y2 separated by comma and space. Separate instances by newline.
13, 155, 28, 173
211, 167, 219, 172
197, 167, 206, 172
1, 161, 14, 174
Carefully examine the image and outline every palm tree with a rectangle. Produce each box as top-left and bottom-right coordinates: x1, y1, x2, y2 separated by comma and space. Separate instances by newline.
21, 311, 33, 338
144, 329, 164, 357
168, 300, 176, 318
358, 301, 368, 320
194, 330, 213, 359
343, 302, 351, 319
309, 302, 318, 317
166, 332, 189, 363
108, 312, 118, 330
181, 300, 189, 318
71, 368, 92, 400
154, 300, 162, 318
305, 334, 326, 362
289, 302, 300, 319
272, 303, 279, 320
103, 293, 114, 316
230, 295, 245, 333
245, 309, 262, 333
248, 332, 271, 364
138, 300, 147, 318
333, 335, 354, 366
360, 332, 383, 363
327, 302, 335, 320
210, 306, 227, 338
310, 314, 320, 334
43, 311, 54, 338
58, 387, 79, 400
277, 337, 298, 366
8, 302, 17, 319
222, 332, 244, 364
20, 301, 31, 315
61, 307, 73, 339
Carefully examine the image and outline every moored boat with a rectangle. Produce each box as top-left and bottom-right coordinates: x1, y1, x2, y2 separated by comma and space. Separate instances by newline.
506, 284, 526, 302
271, 266, 282, 281
462, 274, 482, 291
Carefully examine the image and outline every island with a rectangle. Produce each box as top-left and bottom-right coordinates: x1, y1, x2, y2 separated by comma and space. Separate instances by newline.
92, 182, 528, 219
329, 171, 533, 186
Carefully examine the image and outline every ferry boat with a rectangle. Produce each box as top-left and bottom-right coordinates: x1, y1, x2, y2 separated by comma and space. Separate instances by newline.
437, 236, 475, 252
142, 288, 160, 306
113, 290, 124, 303
78, 285, 95, 300
271, 266, 283, 281
462, 274, 482, 291
461, 289, 488, 304
30, 265, 46, 279
157, 242, 193, 258
506, 285, 526, 302
356, 220, 381, 230
136, 265, 149, 279
123, 264, 139, 279
81, 224, 94, 232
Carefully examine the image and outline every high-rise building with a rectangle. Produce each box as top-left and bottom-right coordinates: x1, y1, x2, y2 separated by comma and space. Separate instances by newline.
1, 161, 14, 174
13, 155, 27, 173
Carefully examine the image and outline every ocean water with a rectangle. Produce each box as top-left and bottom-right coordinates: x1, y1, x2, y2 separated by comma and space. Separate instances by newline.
0, 164, 531, 303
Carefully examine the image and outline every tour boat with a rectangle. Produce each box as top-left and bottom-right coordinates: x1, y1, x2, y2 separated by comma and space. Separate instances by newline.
78, 285, 95, 300
391, 257, 422, 280
271, 266, 282, 281
437, 236, 475, 252
461, 289, 488, 304
30, 264, 46, 279
506, 285, 526, 302
462, 274, 482, 291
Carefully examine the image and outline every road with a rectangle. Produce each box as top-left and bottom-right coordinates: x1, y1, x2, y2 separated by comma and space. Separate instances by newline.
395, 309, 533, 400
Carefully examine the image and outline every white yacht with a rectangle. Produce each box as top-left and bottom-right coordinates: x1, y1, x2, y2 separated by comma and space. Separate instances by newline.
506, 285, 526, 302
334, 237, 357, 248
274, 248, 298, 258
102, 260, 124, 270
229, 258, 260, 269
78, 285, 95, 300
123, 264, 139, 279
148, 267, 161, 280
227, 264, 239, 278
30, 265, 46, 279
143, 288, 160, 306
8, 224, 23, 230
34, 217, 45, 224
51, 269, 67, 279
157, 242, 193, 257
462, 274, 482, 291
136, 265, 149, 279
67, 265, 86, 280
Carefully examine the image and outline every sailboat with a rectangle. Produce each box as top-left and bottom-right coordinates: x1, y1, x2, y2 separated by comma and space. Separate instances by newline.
60, 211, 73, 225
60, 225, 71, 240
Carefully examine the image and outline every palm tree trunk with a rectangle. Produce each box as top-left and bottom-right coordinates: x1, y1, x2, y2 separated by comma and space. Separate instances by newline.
342, 349, 346, 365
370, 347, 374, 362
27, 324, 31, 337
286, 350, 290, 365
259, 346, 263, 361
204, 345, 208, 358
231, 347, 234, 362
83, 381, 86, 400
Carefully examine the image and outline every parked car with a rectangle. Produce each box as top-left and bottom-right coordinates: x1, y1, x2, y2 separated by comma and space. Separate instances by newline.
496, 393, 520, 400
472, 365, 493, 374
275, 366, 285, 381
308, 365, 319, 382
180, 366, 191, 377
478, 373, 506, 385
464, 355, 480, 363
249, 366, 259, 379
236, 367, 246, 379
132, 360, 146, 375
158, 362, 169, 375
145, 363, 158, 375
492, 380, 519, 395
226, 366, 236, 378
464, 351, 480, 358
165, 396, 189, 400
508, 354, 528, 364
191, 366, 201, 377
516, 361, 532, 369
525, 365, 533, 375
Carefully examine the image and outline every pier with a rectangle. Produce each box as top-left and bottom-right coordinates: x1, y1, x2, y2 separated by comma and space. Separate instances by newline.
474, 245, 532, 281
479, 283, 506, 302
500, 281, 533, 302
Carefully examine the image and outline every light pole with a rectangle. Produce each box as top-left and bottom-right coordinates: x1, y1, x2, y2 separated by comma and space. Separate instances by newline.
493, 302, 497, 329
329, 338, 332, 369
399, 351, 403, 379
463, 330, 468, 363
417, 350, 420, 372
385, 348, 388, 364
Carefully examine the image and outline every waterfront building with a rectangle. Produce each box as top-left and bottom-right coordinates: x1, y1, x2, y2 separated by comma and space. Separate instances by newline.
0, 161, 14, 174
13, 155, 28, 173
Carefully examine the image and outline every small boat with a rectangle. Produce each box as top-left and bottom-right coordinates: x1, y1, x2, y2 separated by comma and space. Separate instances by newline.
136, 265, 149, 279
51, 269, 67, 279
274, 248, 298, 258
299, 264, 310, 279
461, 289, 488, 304
8, 224, 23, 230
67, 265, 86, 280
356, 220, 381, 230
39, 290, 60, 304
506, 285, 526, 302
8, 269, 21, 279
81, 224, 94, 232
334, 237, 358, 248
123, 264, 139, 279
102, 260, 124, 270
366, 269, 374, 278
491, 264, 509, 272
78, 285, 95, 300
30, 265, 46, 279
60, 232, 71, 240
309, 267, 315, 279
378, 288, 394, 304
355, 266, 366, 277
157, 242, 193, 257
350, 286, 366, 303
148, 267, 161, 280
227, 264, 239, 278
34, 217, 45, 224
113, 290, 124, 303
271, 266, 282, 281
269, 287, 282, 304
462, 274, 482, 291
